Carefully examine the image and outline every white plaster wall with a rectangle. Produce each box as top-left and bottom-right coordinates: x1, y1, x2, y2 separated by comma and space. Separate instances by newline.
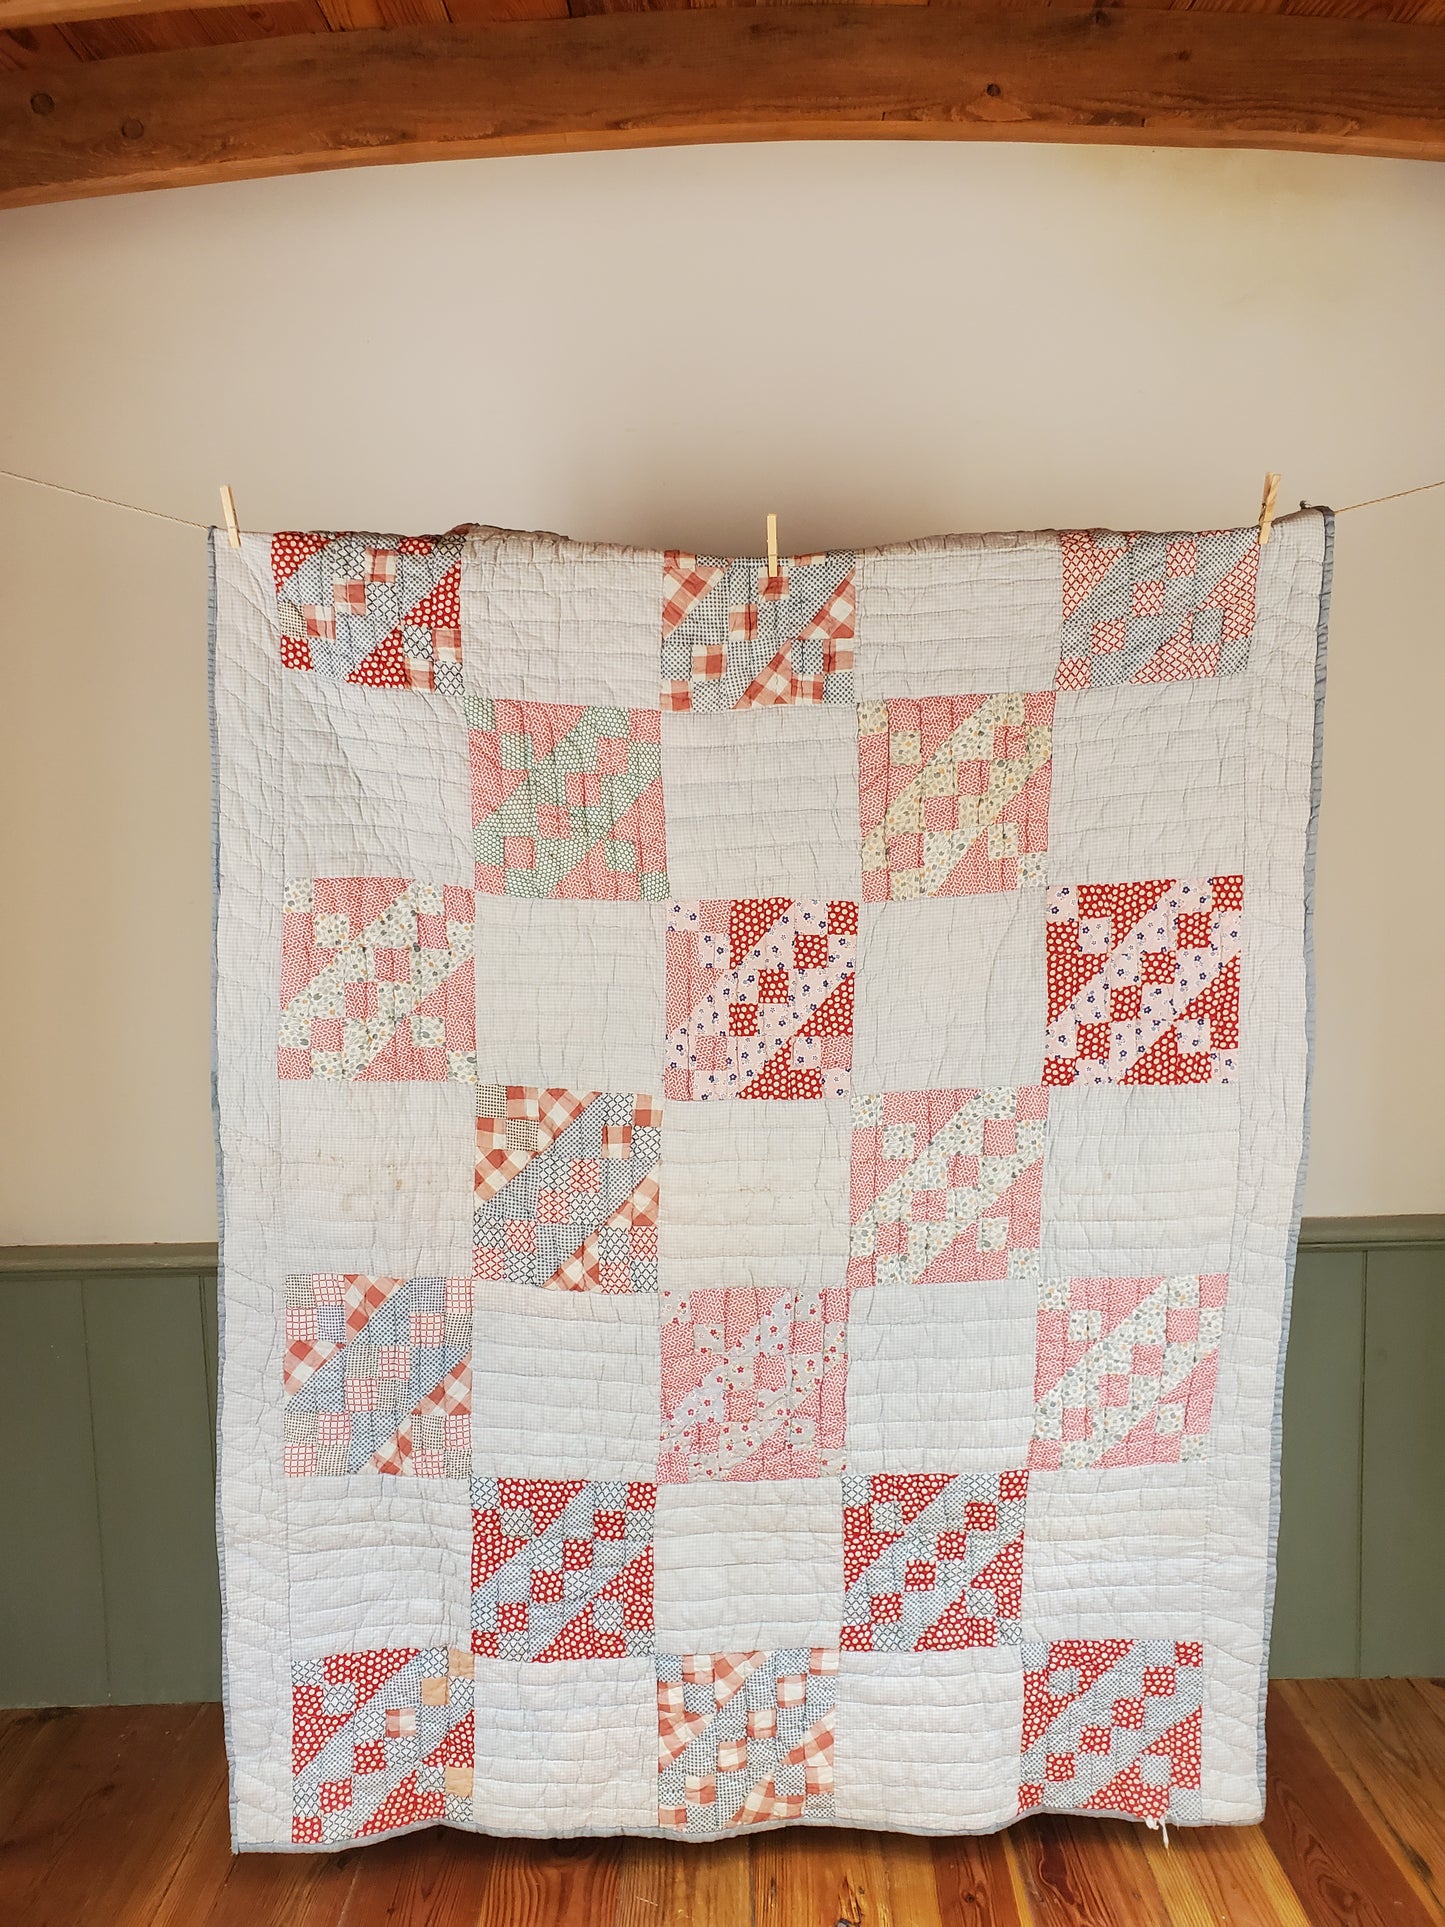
0, 141, 1440, 1238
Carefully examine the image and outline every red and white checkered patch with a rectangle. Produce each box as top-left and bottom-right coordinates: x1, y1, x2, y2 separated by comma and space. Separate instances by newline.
737, 651, 800, 708
797, 578, 855, 644
663, 554, 727, 637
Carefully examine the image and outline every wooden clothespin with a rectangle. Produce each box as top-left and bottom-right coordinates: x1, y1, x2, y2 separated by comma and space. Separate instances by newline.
766, 512, 780, 584
1257, 472, 1281, 547
219, 484, 241, 549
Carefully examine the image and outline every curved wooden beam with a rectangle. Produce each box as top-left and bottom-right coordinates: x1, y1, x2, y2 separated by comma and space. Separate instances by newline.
0, 0, 249, 25
3, 6, 1444, 210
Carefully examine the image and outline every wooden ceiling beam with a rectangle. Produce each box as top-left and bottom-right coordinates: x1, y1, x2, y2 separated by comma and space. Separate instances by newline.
0, 0, 460, 28
3, 5, 1445, 211
1, 0, 244, 27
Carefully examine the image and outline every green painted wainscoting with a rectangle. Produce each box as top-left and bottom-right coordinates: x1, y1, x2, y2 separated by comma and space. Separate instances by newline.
0, 1223, 1441, 1705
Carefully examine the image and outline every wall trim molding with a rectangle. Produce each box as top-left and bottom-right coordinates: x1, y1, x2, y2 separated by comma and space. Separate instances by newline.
1296, 1215, 1445, 1250
1, 1217, 1442, 1272
0, 1243, 222, 1273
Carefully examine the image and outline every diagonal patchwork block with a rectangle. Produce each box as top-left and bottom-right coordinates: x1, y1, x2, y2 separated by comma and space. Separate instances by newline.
282, 1274, 472, 1478
661, 551, 855, 712
1019, 1638, 1204, 1823
664, 898, 857, 1101
657, 1648, 838, 1834
1043, 875, 1242, 1087
848, 1087, 1048, 1289
658, 1286, 850, 1483
273, 530, 466, 693
469, 1477, 655, 1661
473, 1086, 662, 1292
1030, 1273, 1228, 1470
278, 877, 476, 1082
841, 1470, 1029, 1652
858, 693, 1054, 900
467, 698, 667, 899
291, 1646, 475, 1843
1055, 528, 1259, 691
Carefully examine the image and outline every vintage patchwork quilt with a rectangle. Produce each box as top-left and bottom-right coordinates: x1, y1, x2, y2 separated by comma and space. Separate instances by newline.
211, 512, 1330, 1849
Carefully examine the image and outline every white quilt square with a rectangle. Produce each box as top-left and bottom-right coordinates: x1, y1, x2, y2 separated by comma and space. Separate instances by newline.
281, 673, 474, 884
653, 1480, 844, 1652
852, 894, 1046, 1091
462, 528, 662, 710
286, 1481, 472, 1665
660, 704, 862, 901
1022, 1465, 1207, 1640
856, 533, 1063, 698
278, 1081, 475, 1277
1041, 1083, 1240, 1276
470, 1659, 657, 1834
469, 1281, 660, 1478
473, 897, 665, 1092
1049, 678, 1247, 883
846, 1280, 1034, 1473
657, 1097, 851, 1292
834, 1649, 1022, 1830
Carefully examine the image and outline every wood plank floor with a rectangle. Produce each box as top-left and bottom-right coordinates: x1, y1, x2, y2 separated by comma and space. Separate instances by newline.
1, 1681, 1441, 1925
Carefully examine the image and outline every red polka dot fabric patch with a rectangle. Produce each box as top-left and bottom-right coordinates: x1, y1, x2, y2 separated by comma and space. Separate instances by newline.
291, 1647, 474, 1844
1043, 876, 1242, 1086
663, 898, 857, 1100
1019, 1639, 1204, 1823
273, 530, 466, 694
841, 1471, 1029, 1652
469, 1478, 655, 1662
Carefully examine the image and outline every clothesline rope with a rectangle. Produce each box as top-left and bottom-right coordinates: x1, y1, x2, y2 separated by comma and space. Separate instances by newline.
0, 462, 1442, 534
1330, 477, 1445, 514
0, 464, 210, 529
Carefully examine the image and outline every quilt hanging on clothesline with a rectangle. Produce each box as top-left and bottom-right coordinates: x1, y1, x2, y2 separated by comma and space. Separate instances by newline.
211, 511, 1330, 1850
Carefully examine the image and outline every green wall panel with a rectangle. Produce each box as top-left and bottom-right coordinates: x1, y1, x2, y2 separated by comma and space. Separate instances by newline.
1360, 1246, 1445, 1677
0, 1277, 109, 1705
1271, 1249, 1365, 1677
83, 1275, 222, 1703
0, 1230, 1439, 1704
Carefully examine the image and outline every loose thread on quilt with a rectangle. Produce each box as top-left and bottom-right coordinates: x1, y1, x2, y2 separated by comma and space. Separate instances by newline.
1, 461, 1444, 534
